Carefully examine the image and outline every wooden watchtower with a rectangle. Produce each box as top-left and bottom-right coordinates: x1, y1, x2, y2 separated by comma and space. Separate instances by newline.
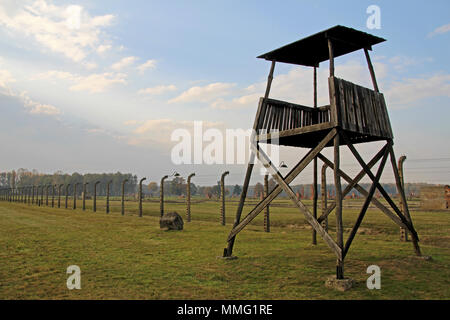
223, 26, 425, 280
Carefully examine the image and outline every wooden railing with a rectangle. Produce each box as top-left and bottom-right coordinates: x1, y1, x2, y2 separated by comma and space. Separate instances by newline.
257, 98, 331, 133
329, 77, 393, 138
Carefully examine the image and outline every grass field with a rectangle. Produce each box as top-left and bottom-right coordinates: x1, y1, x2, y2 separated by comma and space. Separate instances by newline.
0, 197, 449, 299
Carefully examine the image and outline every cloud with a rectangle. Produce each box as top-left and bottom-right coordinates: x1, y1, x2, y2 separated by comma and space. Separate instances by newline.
0, 1, 115, 63
169, 82, 236, 104
21, 91, 61, 115
96, 44, 112, 54
125, 118, 223, 148
138, 84, 176, 95
385, 74, 450, 108
429, 23, 450, 37
0, 69, 15, 89
137, 59, 157, 73
111, 56, 138, 71
34, 70, 127, 93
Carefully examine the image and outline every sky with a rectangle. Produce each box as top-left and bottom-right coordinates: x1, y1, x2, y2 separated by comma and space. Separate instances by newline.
0, 0, 449, 186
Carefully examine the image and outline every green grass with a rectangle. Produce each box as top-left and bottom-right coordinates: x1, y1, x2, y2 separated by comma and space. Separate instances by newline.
0, 198, 449, 299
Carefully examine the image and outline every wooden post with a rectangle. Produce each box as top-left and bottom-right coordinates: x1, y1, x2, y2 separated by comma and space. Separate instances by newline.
321, 164, 329, 232
264, 174, 270, 232
398, 155, 408, 241
334, 132, 344, 279
121, 179, 128, 216
82, 182, 88, 211
312, 66, 318, 245
364, 48, 379, 92
106, 180, 112, 214
65, 184, 70, 209
93, 181, 100, 212
220, 171, 230, 225
139, 178, 146, 217
160, 175, 168, 217
328, 38, 334, 77
186, 173, 195, 222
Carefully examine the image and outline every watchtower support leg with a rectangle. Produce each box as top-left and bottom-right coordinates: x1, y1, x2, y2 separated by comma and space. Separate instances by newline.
334, 132, 345, 279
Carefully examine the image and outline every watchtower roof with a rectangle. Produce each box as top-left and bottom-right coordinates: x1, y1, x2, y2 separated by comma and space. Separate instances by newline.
257, 25, 385, 67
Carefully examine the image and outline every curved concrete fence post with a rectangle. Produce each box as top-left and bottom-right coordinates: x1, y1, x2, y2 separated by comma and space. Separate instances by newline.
186, 173, 195, 222
93, 181, 100, 212
82, 182, 89, 211
121, 179, 128, 216
106, 180, 112, 214
139, 178, 147, 217
58, 184, 63, 208
398, 155, 408, 242
220, 171, 230, 226
65, 184, 71, 209
160, 175, 169, 217
73, 183, 80, 210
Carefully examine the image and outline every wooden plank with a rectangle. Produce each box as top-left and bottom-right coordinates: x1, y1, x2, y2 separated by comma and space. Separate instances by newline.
338, 79, 348, 130
353, 84, 363, 133
227, 129, 337, 241
343, 146, 390, 258
317, 152, 411, 231
256, 122, 335, 142
334, 132, 345, 278
328, 77, 338, 125
255, 146, 342, 259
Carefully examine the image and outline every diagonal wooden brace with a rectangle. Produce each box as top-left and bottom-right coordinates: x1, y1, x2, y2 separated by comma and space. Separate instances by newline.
253, 143, 342, 259
317, 152, 412, 233
227, 129, 337, 242
343, 145, 390, 258
341, 134, 419, 240
317, 146, 387, 223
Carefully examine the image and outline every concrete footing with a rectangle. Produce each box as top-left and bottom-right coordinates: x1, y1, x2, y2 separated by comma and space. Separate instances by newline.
325, 276, 355, 292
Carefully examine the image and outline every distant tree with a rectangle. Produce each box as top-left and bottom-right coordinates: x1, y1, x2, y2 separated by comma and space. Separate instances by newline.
148, 182, 158, 196
232, 184, 242, 197
254, 182, 264, 199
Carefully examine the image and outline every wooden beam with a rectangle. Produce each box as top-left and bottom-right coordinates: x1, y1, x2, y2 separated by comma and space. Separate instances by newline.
227, 129, 337, 241
317, 146, 387, 222
334, 131, 344, 279
341, 134, 418, 239
328, 38, 334, 77
318, 152, 411, 231
364, 48, 379, 92
254, 145, 342, 259
343, 146, 390, 258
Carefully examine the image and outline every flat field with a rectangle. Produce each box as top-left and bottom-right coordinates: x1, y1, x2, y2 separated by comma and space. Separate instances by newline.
0, 197, 449, 299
